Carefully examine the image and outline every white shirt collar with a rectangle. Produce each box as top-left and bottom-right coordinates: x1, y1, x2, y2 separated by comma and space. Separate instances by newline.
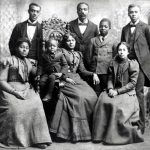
28, 19, 38, 25
78, 18, 88, 24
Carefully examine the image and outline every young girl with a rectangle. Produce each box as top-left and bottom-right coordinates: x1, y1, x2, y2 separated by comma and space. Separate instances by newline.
0, 38, 51, 149
92, 42, 144, 145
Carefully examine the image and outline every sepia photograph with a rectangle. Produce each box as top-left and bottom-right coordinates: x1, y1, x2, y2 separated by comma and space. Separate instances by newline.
0, 0, 150, 149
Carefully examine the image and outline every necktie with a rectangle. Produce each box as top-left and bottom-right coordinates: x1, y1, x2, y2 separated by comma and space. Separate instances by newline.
130, 24, 136, 27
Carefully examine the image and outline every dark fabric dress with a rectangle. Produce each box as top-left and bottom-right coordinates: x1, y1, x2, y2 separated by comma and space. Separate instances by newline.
92, 56, 144, 145
49, 49, 97, 142
0, 56, 51, 148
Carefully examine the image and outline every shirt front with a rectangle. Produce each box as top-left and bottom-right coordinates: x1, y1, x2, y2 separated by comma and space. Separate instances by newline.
27, 19, 37, 41
78, 19, 88, 34
130, 19, 139, 34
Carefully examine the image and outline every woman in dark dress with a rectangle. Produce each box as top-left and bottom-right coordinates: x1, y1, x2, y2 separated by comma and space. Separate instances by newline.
0, 38, 51, 149
49, 32, 99, 142
92, 42, 144, 145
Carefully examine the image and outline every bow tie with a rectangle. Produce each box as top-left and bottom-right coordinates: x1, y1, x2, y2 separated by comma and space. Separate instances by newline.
28, 22, 38, 26
130, 24, 136, 27
78, 23, 88, 26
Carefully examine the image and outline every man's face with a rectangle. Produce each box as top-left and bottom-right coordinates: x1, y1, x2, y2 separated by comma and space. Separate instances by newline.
128, 6, 140, 23
77, 4, 89, 21
28, 5, 41, 22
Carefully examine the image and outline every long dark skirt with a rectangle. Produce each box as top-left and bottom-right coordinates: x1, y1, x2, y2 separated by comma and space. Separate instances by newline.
92, 91, 144, 145
50, 73, 97, 142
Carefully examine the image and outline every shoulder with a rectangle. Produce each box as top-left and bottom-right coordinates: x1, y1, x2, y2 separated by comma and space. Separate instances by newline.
69, 19, 77, 25
122, 23, 130, 31
61, 48, 68, 55
128, 59, 139, 70
14, 21, 27, 29
88, 20, 97, 26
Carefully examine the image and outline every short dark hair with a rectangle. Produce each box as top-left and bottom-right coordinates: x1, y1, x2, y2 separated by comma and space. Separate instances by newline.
29, 3, 41, 11
77, 2, 89, 10
16, 37, 31, 49
128, 4, 141, 12
61, 32, 77, 49
99, 18, 111, 29
117, 42, 129, 52
45, 38, 59, 49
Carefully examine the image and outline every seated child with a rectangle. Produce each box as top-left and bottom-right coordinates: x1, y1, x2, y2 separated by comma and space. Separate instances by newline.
38, 38, 68, 101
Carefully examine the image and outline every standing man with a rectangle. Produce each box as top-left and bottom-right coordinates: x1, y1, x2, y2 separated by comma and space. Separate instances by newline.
121, 4, 150, 134
9, 3, 42, 64
69, 2, 99, 67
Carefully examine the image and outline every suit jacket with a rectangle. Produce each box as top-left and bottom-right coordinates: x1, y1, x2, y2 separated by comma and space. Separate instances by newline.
121, 21, 150, 81
39, 49, 68, 76
87, 33, 117, 74
9, 20, 42, 61
69, 18, 99, 57
108, 56, 139, 95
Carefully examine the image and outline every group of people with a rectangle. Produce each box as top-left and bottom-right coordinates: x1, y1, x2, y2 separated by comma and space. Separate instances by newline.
0, 1, 150, 149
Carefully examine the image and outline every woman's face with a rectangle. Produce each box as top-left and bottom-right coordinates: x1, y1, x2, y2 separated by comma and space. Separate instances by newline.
66, 35, 76, 50
118, 44, 129, 59
17, 42, 29, 58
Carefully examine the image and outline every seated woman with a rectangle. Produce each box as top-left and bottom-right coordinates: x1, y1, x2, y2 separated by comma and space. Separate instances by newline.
49, 32, 99, 142
0, 38, 51, 149
92, 42, 144, 145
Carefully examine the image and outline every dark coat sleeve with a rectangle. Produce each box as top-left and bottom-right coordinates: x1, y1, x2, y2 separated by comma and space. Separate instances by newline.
60, 54, 68, 80
117, 60, 139, 94
78, 52, 93, 76
145, 25, 150, 51
9, 24, 20, 55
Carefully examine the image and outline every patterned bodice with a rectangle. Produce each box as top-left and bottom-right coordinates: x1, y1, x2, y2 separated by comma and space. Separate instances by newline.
63, 50, 81, 73
7, 56, 32, 83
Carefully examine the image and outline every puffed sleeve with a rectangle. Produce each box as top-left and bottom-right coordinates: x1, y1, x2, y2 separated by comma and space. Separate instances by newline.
0, 64, 9, 81
78, 52, 93, 76
117, 60, 139, 94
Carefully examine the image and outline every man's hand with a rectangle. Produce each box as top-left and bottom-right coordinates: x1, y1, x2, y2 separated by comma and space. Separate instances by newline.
93, 73, 100, 85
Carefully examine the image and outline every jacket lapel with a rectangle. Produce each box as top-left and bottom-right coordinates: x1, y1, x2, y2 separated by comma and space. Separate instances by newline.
134, 21, 143, 41
21, 20, 28, 37
83, 21, 92, 38
124, 24, 131, 42
73, 19, 83, 39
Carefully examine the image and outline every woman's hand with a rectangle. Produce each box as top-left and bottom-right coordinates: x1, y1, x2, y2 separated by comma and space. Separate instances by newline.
53, 73, 62, 78
108, 89, 118, 98
13, 90, 26, 100
93, 73, 100, 85
65, 78, 76, 85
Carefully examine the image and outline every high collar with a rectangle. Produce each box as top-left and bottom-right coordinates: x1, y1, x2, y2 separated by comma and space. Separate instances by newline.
130, 19, 140, 26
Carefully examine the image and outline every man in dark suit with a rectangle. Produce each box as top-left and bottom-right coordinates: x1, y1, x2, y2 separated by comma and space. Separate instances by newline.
69, 2, 99, 67
9, 2, 42, 63
121, 4, 150, 134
